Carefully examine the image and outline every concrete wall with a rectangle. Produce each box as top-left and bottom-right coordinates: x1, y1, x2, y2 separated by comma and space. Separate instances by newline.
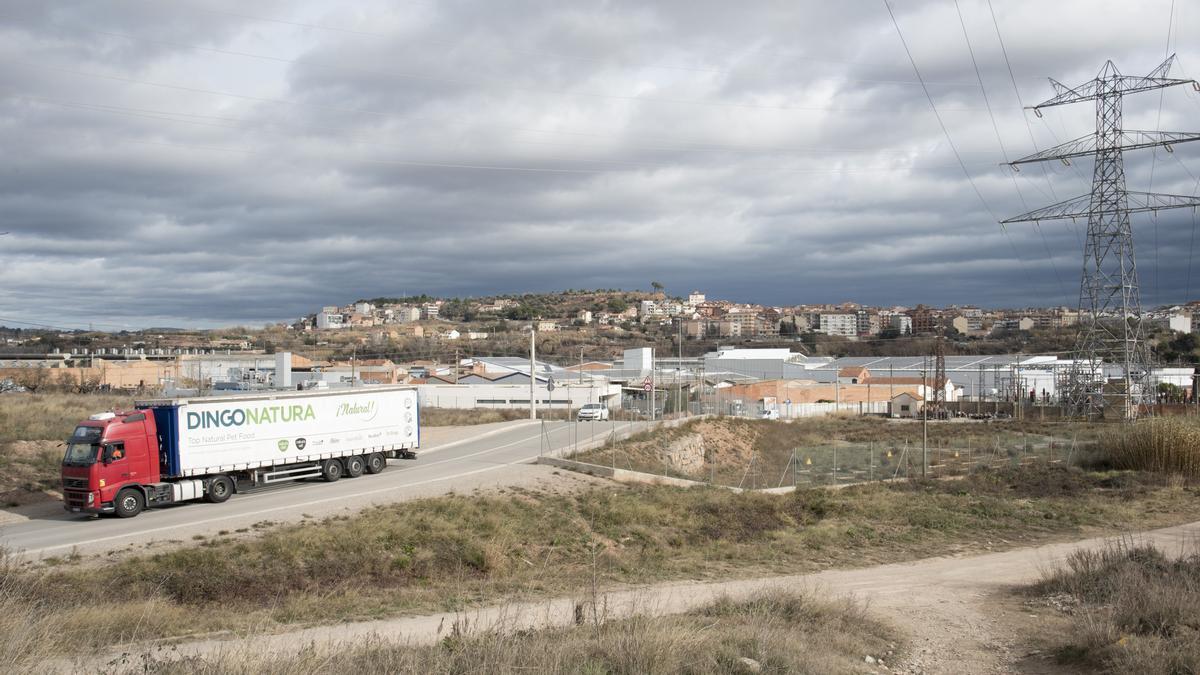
0, 360, 178, 390
537, 456, 710, 488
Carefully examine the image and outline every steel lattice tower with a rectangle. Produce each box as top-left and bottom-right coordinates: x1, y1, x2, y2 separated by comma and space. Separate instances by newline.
1003, 55, 1200, 420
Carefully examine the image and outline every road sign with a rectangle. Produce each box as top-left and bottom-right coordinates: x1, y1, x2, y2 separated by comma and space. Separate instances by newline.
546, 377, 556, 392
643, 382, 652, 392
785, 399, 792, 405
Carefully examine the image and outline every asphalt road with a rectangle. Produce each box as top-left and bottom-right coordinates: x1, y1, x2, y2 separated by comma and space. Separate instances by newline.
0, 417, 649, 560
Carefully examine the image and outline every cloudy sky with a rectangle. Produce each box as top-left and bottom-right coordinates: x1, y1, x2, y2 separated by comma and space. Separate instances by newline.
2, 0, 1200, 329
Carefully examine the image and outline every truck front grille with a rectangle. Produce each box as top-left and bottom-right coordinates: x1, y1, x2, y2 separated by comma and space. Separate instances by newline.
62, 477, 89, 490
63, 490, 90, 507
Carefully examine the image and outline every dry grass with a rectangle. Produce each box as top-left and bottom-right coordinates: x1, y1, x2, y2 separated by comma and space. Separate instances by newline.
1027, 539, 1200, 673
574, 416, 1095, 487
132, 592, 895, 674
1095, 417, 1200, 477
419, 407, 528, 426
0, 393, 132, 505
5, 466, 1198, 664
0, 393, 132, 443
0, 440, 63, 506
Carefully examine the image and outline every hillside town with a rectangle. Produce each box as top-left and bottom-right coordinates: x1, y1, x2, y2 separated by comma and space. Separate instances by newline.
299, 289, 1199, 341
4, 289, 1200, 418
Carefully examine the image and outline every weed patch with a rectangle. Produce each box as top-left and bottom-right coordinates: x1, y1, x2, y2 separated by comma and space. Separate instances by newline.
5, 466, 1199, 664
1094, 417, 1200, 477
419, 407, 527, 426
1027, 540, 1200, 673
133, 591, 898, 675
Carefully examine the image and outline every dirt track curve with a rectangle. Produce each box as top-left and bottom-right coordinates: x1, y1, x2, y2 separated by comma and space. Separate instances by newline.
77, 519, 1200, 674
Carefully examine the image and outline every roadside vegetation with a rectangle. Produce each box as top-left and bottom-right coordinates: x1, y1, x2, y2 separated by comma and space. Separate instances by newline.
0, 393, 131, 506
573, 416, 1103, 486
419, 407, 526, 426
3, 464, 1197, 667
0, 393, 131, 444
1091, 416, 1200, 477
1026, 541, 1200, 673
138, 592, 896, 674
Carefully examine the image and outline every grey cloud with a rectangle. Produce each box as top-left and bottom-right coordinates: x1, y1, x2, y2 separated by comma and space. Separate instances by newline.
0, 0, 1197, 328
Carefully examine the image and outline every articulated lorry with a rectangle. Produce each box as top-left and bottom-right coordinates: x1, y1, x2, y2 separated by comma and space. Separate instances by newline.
61, 386, 419, 518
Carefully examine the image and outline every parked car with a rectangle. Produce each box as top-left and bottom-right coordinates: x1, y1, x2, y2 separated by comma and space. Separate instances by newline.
760, 409, 780, 420
577, 403, 610, 421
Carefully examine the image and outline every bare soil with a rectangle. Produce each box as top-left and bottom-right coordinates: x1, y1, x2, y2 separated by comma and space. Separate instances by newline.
0, 440, 62, 506
90, 519, 1200, 673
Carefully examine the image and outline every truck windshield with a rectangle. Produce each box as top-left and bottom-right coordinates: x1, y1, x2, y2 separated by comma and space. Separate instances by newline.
63, 442, 98, 466
63, 425, 103, 466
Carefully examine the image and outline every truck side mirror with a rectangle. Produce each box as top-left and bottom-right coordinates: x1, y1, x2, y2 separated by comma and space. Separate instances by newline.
101, 445, 114, 465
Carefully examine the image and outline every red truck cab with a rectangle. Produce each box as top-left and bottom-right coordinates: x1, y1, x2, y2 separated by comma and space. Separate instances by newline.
62, 411, 161, 515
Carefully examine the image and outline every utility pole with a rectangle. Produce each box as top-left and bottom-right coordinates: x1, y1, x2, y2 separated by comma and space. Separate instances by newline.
1003, 55, 1200, 421
529, 326, 537, 420
922, 356, 928, 478
930, 329, 947, 419
650, 347, 656, 421
678, 319, 684, 416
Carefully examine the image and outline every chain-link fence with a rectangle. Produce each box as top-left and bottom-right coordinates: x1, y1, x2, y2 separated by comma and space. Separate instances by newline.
566, 426, 1084, 491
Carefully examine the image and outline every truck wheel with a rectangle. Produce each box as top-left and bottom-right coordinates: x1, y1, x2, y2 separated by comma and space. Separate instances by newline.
344, 455, 365, 478
114, 489, 144, 518
365, 453, 386, 474
205, 475, 234, 503
320, 459, 343, 482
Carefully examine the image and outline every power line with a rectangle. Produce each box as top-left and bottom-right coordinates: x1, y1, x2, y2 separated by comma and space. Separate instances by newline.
882, 2, 995, 217
985, 0, 1061, 203
953, 0, 1068, 303
0, 316, 130, 331
1147, 0, 1177, 306
1189, 208, 1198, 300
883, 0, 1033, 284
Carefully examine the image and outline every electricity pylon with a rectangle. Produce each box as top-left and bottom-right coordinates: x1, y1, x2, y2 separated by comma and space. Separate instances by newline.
1002, 55, 1200, 420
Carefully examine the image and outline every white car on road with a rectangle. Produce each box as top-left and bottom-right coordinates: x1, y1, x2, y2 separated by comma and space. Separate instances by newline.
577, 403, 610, 421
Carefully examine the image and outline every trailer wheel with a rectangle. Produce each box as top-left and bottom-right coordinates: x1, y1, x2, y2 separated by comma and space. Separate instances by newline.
344, 455, 365, 478
205, 475, 234, 503
320, 459, 343, 482
365, 453, 386, 474
114, 489, 144, 518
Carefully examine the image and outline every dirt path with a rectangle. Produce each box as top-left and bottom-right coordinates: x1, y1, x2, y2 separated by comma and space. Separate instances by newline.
84, 518, 1200, 673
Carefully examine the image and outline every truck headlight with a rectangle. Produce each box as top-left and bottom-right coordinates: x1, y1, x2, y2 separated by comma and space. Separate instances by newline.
87, 493, 95, 505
